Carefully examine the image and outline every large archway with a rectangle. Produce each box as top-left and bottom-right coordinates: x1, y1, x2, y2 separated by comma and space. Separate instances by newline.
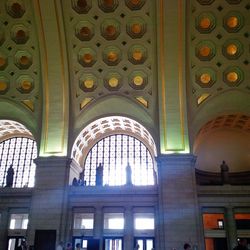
0, 120, 37, 188
71, 116, 157, 186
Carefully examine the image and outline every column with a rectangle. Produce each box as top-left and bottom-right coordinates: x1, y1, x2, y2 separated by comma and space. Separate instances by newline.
226, 206, 237, 249
94, 206, 103, 248
157, 154, 201, 250
0, 209, 8, 249
27, 156, 71, 246
124, 206, 133, 250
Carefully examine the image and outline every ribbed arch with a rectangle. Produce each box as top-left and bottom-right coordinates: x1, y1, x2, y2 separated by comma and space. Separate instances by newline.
0, 120, 33, 142
71, 116, 157, 165
189, 90, 250, 150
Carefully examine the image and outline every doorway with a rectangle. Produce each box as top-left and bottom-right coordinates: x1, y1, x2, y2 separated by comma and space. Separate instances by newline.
73, 237, 100, 250
103, 237, 123, 250
134, 237, 155, 250
7, 237, 25, 250
34, 230, 56, 250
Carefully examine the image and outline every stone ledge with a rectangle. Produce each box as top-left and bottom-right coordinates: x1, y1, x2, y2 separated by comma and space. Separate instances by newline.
0, 187, 33, 197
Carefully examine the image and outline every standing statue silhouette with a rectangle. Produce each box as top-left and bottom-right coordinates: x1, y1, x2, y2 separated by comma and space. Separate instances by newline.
6, 165, 14, 187
96, 163, 104, 186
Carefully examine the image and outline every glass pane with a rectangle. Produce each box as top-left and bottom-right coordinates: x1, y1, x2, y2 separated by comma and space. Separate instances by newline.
8, 239, 16, 250
108, 218, 124, 229
74, 213, 94, 229
9, 214, 28, 229
134, 213, 155, 230
82, 240, 88, 248
104, 239, 122, 250
146, 239, 153, 250
104, 213, 124, 230
135, 218, 154, 230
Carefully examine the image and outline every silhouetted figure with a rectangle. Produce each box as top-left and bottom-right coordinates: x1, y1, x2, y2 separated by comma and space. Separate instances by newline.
65, 242, 72, 250
77, 171, 84, 186
75, 243, 83, 250
17, 239, 27, 250
6, 165, 14, 187
134, 243, 140, 250
233, 238, 248, 250
184, 243, 191, 250
72, 177, 78, 186
96, 163, 103, 186
126, 163, 132, 185
220, 160, 229, 184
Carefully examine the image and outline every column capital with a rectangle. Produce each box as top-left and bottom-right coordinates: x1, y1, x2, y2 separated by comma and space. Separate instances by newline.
156, 154, 197, 165
34, 156, 72, 168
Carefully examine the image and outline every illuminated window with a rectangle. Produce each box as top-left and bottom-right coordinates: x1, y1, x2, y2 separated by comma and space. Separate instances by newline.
104, 213, 124, 230
134, 213, 155, 230
0, 137, 37, 188
217, 219, 224, 229
73, 213, 94, 229
9, 214, 28, 229
84, 134, 155, 186
203, 213, 224, 230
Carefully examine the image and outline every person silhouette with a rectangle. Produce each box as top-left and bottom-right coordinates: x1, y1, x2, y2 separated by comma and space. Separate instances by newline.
184, 243, 191, 250
6, 165, 14, 187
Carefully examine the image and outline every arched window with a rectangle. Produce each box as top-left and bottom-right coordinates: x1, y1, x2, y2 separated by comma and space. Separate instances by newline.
84, 134, 155, 186
0, 120, 37, 188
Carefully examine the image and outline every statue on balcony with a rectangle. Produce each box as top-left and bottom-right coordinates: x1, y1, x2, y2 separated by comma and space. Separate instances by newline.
126, 163, 132, 185
220, 160, 229, 184
96, 163, 103, 186
6, 164, 14, 187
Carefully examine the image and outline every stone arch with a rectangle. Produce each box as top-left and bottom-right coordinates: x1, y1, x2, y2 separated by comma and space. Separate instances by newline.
72, 115, 157, 165
0, 99, 38, 139
193, 113, 250, 172
71, 95, 157, 153
70, 115, 157, 185
189, 89, 250, 150
0, 119, 37, 187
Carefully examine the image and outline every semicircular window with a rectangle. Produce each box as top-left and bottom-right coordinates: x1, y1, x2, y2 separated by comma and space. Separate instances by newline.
83, 134, 155, 186
0, 137, 37, 188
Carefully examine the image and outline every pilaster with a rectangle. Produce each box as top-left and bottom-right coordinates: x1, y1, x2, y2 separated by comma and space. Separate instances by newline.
94, 206, 103, 245
226, 206, 237, 249
27, 156, 71, 246
157, 0, 190, 153
33, 0, 69, 156
124, 206, 133, 250
0, 209, 8, 249
157, 154, 200, 250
